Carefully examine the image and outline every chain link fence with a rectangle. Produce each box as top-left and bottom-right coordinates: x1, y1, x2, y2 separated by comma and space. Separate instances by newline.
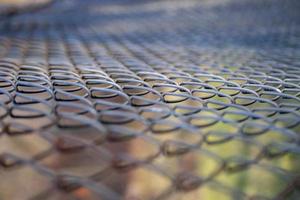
0, 0, 300, 199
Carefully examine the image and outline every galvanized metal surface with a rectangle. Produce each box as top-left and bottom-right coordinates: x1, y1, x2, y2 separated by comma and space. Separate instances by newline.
0, 0, 300, 199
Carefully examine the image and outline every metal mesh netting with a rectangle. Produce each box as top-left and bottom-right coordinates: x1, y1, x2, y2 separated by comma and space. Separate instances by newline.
0, 0, 300, 199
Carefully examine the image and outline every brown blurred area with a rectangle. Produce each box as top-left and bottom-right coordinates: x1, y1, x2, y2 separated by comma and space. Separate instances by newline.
0, 0, 52, 15
0, 0, 50, 6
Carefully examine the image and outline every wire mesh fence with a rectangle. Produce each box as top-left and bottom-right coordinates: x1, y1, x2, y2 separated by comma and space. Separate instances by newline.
0, 0, 300, 199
